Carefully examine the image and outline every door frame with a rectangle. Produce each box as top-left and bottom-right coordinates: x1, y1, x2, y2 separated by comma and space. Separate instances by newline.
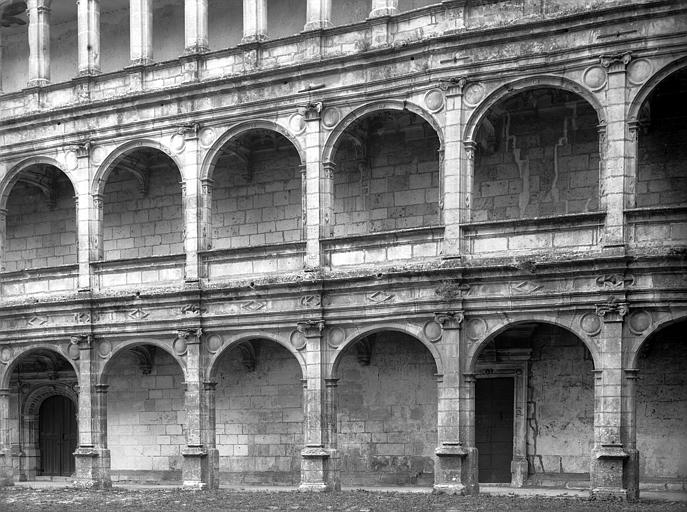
475, 348, 530, 487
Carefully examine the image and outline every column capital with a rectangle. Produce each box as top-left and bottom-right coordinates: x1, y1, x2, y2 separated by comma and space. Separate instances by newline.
440, 76, 467, 95
297, 319, 325, 338
71, 334, 93, 349
322, 161, 336, 178
176, 122, 201, 140
595, 299, 629, 323
434, 310, 464, 330
463, 140, 477, 159
177, 328, 203, 344
599, 52, 631, 74
301, 101, 324, 121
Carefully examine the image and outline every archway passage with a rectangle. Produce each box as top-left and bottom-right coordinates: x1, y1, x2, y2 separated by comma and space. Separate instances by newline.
4, 164, 76, 272
211, 129, 303, 250
336, 332, 438, 486
636, 67, 687, 208
212, 339, 304, 485
636, 319, 687, 490
101, 148, 184, 260
5, 348, 78, 481
472, 88, 600, 222
331, 110, 441, 238
104, 344, 186, 483
474, 323, 594, 487
38, 395, 77, 476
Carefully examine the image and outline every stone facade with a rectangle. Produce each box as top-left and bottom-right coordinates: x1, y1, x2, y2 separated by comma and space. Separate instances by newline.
0, 0, 685, 501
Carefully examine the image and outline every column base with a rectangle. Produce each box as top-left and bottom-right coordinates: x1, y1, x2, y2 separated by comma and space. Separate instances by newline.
240, 34, 267, 44
73, 447, 111, 489
299, 446, 339, 492
0, 449, 14, 487
590, 444, 634, 501
368, 8, 398, 18
433, 443, 478, 495
182, 446, 219, 490
26, 78, 49, 88
510, 457, 528, 487
303, 21, 333, 32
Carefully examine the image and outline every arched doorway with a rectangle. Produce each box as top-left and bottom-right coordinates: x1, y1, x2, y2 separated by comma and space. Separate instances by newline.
38, 395, 77, 477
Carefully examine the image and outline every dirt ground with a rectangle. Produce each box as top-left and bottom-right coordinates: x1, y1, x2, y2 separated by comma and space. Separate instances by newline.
1, 488, 686, 512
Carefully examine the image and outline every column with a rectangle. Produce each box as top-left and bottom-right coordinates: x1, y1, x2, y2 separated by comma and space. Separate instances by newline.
0, 32, 4, 93
299, 320, 338, 491
0, 208, 6, 273
75, 145, 92, 291
459, 371, 478, 492
442, 79, 467, 259
184, 0, 209, 54
27, 0, 51, 87
241, 0, 267, 43
77, 0, 100, 76
0, 388, 12, 486
180, 329, 218, 489
369, 0, 398, 18
199, 178, 213, 253
321, 162, 335, 239
433, 311, 475, 494
303, 103, 323, 270
626, 121, 640, 210
622, 368, 640, 500
304, 0, 332, 31
179, 124, 201, 282
599, 52, 632, 253
130, 0, 153, 65
590, 301, 632, 499
73, 335, 112, 488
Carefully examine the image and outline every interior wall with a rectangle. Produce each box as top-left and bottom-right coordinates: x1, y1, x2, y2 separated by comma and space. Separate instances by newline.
214, 341, 303, 485
107, 348, 186, 482
337, 333, 437, 486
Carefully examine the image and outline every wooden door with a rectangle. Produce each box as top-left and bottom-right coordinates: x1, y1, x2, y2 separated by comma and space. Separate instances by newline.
39, 395, 77, 476
475, 377, 514, 483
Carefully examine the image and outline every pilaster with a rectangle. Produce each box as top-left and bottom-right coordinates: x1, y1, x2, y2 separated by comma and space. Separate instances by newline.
27, 0, 51, 87
74, 142, 93, 291
130, 0, 153, 65
241, 0, 267, 43
0, 208, 6, 273
0, 388, 12, 486
77, 0, 101, 76
184, 0, 209, 54
178, 123, 202, 282
304, 0, 331, 31
303, 102, 324, 270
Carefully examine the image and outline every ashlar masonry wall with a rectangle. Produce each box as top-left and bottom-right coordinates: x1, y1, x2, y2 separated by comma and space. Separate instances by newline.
212, 133, 303, 249
4, 170, 77, 272
636, 323, 687, 488
336, 333, 437, 486
332, 112, 440, 238
106, 348, 186, 482
473, 88, 600, 222
214, 341, 304, 485
102, 165, 184, 260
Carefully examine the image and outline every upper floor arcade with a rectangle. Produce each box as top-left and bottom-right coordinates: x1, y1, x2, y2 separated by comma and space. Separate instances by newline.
0, 51, 685, 300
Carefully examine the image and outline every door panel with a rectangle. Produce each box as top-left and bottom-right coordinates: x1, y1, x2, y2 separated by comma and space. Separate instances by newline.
475, 377, 514, 483
39, 395, 77, 476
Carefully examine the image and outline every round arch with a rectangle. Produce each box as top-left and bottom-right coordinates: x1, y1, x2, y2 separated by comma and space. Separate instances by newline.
206, 332, 306, 382
0, 345, 80, 389
321, 99, 445, 164
92, 139, 183, 197
328, 323, 444, 380
465, 318, 600, 374
0, 157, 76, 212
98, 339, 187, 385
21, 382, 78, 419
463, 75, 606, 143
200, 120, 306, 182
628, 315, 687, 369
628, 56, 687, 122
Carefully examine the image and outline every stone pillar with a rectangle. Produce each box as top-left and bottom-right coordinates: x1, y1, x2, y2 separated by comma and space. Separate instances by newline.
304, 0, 332, 31
433, 311, 475, 494
77, 0, 101, 76
181, 329, 218, 489
130, 0, 153, 65
0, 388, 13, 486
27, 0, 51, 87
299, 320, 338, 491
442, 79, 466, 259
459, 372, 479, 493
73, 335, 111, 488
320, 162, 335, 239
626, 120, 640, 209
242, 0, 267, 43
178, 124, 201, 282
599, 52, 632, 253
0, 32, 4, 94
199, 179, 213, 253
0, 208, 6, 273
75, 145, 92, 291
590, 301, 633, 499
303, 103, 323, 270
184, 0, 209, 54
622, 368, 640, 500
369, 0, 398, 18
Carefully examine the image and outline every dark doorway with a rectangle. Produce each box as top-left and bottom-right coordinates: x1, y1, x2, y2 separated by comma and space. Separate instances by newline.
476, 377, 514, 483
39, 395, 77, 476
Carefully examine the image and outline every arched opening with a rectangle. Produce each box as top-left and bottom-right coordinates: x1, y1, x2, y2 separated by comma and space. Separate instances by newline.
331, 110, 441, 238
267, 0, 305, 39
100, 0, 130, 73
211, 129, 303, 250
103, 344, 186, 483
635, 67, 687, 208
101, 147, 184, 261
335, 331, 438, 486
5, 348, 78, 481
208, 0, 242, 50
153, 0, 184, 62
3, 164, 76, 272
212, 339, 304, 485
472, 322, 594, 487
50, 0, 78, 83
331, 0, 368, 25
472, 87, 600, 222
636, 319, 687, 491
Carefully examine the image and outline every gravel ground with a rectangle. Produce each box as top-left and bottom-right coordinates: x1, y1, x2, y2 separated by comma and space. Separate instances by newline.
1, 488, 687, 512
